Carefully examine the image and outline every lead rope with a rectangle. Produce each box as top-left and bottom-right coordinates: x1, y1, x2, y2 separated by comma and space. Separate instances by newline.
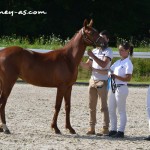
110, 74, 116, 93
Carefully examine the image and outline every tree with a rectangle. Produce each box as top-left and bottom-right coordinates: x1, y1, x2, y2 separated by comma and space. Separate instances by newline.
0, 0, 149, 45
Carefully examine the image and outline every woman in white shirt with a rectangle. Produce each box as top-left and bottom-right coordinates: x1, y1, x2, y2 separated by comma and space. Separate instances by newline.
108, 42, 133, 138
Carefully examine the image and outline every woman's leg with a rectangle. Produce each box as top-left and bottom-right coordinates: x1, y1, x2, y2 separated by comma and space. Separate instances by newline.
116, 86, 128, 132
87, 79, 98, 134
108, 91, 117, 131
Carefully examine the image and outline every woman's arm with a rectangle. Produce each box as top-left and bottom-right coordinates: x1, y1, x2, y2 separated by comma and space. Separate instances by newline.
112, 74, 132, 82
92, 67, 109, 75
88, 51, 111, 68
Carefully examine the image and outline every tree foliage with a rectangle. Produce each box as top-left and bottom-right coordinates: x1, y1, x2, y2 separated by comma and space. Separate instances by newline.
0, 0, 149, 45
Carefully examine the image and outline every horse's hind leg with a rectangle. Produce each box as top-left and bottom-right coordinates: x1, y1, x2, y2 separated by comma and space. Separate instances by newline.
64, 86, 76, 134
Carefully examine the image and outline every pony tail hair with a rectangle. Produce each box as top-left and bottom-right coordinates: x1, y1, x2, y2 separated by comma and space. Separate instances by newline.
129, 45, 134, 57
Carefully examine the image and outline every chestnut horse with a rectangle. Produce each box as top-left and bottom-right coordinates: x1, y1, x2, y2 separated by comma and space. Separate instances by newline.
0, 19, 105, 134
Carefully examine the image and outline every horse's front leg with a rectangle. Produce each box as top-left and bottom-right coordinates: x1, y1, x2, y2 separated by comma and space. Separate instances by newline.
51, 87, 65, 134
64, 86, 76, 134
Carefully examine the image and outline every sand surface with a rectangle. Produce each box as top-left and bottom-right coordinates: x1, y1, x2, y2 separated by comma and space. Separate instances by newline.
0, 83, 150, 150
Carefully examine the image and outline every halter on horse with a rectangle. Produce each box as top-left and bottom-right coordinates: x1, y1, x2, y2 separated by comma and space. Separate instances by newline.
0, 19, 106, 134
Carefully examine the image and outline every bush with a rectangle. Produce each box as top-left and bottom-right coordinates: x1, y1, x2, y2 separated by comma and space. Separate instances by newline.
0, 35, 150, 83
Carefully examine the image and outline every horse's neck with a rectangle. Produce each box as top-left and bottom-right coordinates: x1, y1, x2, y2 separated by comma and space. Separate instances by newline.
65, 30, 86, 66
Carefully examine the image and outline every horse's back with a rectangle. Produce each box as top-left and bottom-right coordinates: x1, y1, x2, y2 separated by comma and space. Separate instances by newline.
0, 46, 24, 55
0, 46, 77, 87
0, 46, 34, 71
0, 46, 28, 62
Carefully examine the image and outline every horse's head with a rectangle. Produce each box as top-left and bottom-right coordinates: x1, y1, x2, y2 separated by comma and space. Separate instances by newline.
81, 19, 106, 48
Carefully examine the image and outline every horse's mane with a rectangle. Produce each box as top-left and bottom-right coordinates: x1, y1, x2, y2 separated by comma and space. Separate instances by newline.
55, 30, 80, 51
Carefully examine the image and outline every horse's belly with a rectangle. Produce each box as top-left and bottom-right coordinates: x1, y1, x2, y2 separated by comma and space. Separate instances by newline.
20, 75, 56, 87
20, 73, 75, 88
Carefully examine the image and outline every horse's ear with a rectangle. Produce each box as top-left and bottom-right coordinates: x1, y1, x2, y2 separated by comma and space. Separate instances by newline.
88, 19, 93, 27
83, 19, 88, 28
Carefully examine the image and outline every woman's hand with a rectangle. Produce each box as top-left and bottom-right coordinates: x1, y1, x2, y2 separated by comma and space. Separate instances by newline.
87, 50, 95, 58
110, 74, 116, 79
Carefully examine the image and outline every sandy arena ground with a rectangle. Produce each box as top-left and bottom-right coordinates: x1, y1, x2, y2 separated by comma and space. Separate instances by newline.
0, 83, 150, 150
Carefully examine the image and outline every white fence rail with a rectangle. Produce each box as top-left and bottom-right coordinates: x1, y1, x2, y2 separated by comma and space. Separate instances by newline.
0, 47, 150, 58
84, 51, 150, 58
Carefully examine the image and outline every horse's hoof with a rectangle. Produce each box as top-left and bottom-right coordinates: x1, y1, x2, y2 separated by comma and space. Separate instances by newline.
68, 128, 76, 134
4, 130, 11, 134
66, 126, 76, 134
51, 127, 61, 134
70, 130, 76, 134
55, 130, 61, 134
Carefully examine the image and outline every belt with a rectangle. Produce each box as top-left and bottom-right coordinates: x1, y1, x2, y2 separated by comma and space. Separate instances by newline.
116, 84, 125, 87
